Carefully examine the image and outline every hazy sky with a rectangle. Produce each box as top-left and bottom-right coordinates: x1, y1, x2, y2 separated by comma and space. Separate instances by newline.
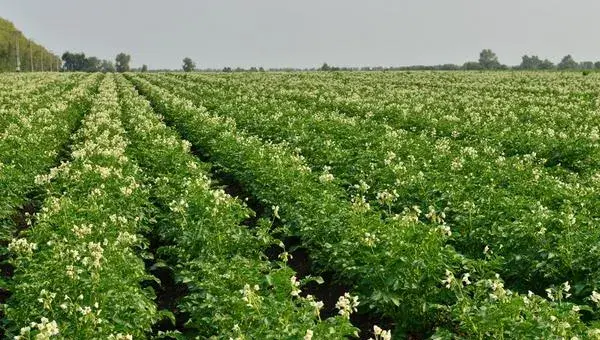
4, 0, 600, 69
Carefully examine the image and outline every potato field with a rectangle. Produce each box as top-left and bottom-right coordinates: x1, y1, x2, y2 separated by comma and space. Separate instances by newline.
1, 71, 600, 339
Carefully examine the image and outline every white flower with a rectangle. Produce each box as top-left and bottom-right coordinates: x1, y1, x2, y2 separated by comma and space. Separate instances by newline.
310, 299, 324, 316
376, 190, 398, 206
441, 269, 454, 289
591, 290, 600, 304
372, 325, 392, 340
319, 173, 335, 183
290, 276, 301, 297
363, 232, 378, 247
335, 293, 359, 318
438, 224, 452, 237
351, 195, 371, 212
546, 288, 555, 301
462, 273, 471, 285
79, 306, 92, 315
451, 158, 464, 171
8, 238, 37, 256
304, 329, 313, 340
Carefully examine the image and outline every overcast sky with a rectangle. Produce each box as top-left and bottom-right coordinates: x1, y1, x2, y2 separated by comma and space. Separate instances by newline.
3, 0, 600, 69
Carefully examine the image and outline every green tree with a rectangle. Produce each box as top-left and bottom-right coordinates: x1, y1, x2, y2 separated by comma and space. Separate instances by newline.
539, 59, 555, 70
320, 62, 331, 71
557, 55, 578, 70
182, 57, 196, 72
463, 61, 483, 70
115, 53, 131, 72
580, 61, 594, 70
478, 49, 501, 69
100, 60, 115, 72
84, 56, 101, 72
141, 64, 148, 72
61, 52, 87, 71
520, 55, 542, 70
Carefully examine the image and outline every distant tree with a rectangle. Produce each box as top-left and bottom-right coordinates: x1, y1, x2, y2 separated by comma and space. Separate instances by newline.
320, 62, 331, 71
557, 55, 578, 70
580, 61, 594, 70
259, 66, 265, 72
478, 49, 501, 69
595, 61, 600, 69
141, 64, 148, 72
520, 55, 544, 70
84, 56, 101, 72
463, 61, 483, 70
100, 60, 115, 72
62, 52, 87, 71
115, 53, 131, 72
182, 57, 196, 72
222, 66, 232, 72
539, 59, 555, 70
249, 66, 258, 72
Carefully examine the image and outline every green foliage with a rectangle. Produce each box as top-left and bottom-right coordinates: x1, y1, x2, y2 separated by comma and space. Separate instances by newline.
520, 55, 555, 70
558, 55, 578, 70
5, 75, 160, 338
182, 57, 195, 72
4, 70, 600, 338
0, 17, 60, 72
115, 53, 131, 73
478, 49, 501, 69
115, 75, 357, 338
61, 52, 113, 72
128, 71, 600, 338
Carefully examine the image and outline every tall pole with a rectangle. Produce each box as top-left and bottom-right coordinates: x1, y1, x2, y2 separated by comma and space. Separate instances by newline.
15, 31, 21, 72
29, 41, 34, 72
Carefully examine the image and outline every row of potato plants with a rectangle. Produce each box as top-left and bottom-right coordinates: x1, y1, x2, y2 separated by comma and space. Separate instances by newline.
0, 73, 65, 110
175, 72, 600, 173
5, 75, 160, 339
0, 74, 85, 136
128, 74, 598, 338
115, 74, 358, 339
0, 74, 96, 254
145, 73, 600, 301
0, 74, 82, 135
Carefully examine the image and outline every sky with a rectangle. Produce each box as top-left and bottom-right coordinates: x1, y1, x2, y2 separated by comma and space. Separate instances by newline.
3, 0, 600, 69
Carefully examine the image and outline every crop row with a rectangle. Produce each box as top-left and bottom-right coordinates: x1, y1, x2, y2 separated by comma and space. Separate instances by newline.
5, 75, 159, 339
115, 74, 357, 339
0, 76, 81, 133
0, 74, 97, 249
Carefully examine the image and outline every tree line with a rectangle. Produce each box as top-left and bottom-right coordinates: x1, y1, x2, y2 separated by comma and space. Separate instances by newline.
175, 50, 600, 73
318, 50, 600, 72
0, 18, 60, 72
61, 52, 142, 72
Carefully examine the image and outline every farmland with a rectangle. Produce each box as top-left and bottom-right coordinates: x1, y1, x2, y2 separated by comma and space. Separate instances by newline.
1, 71, 600, 339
